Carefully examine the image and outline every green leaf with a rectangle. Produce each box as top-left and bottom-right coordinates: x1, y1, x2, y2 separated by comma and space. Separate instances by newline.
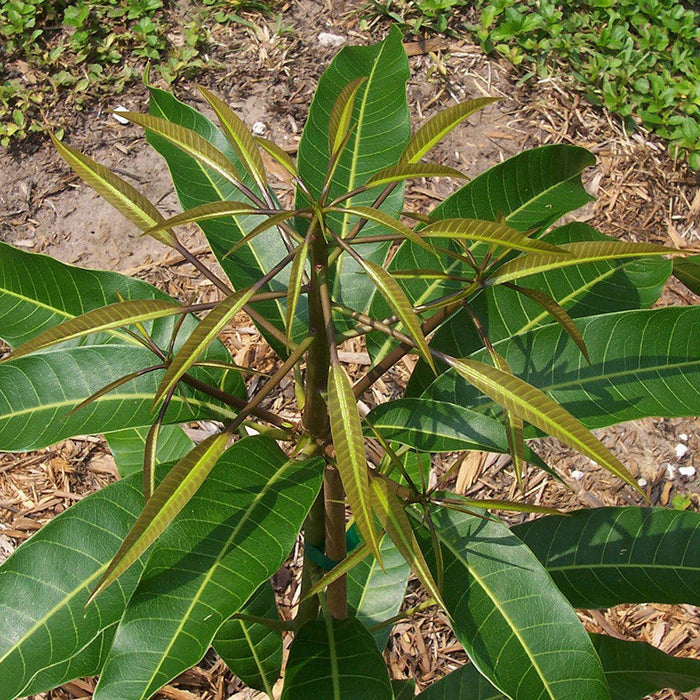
407, 223, 672, 397
296, 26, 410, 318
328, 76, 367, 156
328, 363, 382, 561
256, 136, 299, 178
213, 582, 282, 694
197, 85, 268, 190
488, 240, 677, 285
591, 633, 700, 699
347, 532, 410, 650
147, 87, 294, 346
3, 299, 182, 362
143, 201, 285, 239
105, 424, 194, 478
513, 507, 700, 608
281, 618, 393, 700
364, 162, 468, 187
447, 357, 640, 492
154, 287, 256, 405
392, 679, 418, 700
430, 144, 596, 232
411, 506, 608, 699
425, 307, 700, 430
285, 236, 309, 343
673, 254, 700, 295
0, 346, 236, 452
89, 431, 231, 602
0, 240, 199, 350
51, 134, 178, 248
402, 98, 499, 163
370, 477, 444, 608
365, 398, 546, 462
0, 471, 148, 700
420, 218, 566, 254
416, 636, 700, 700
361, 258, 435, 371
94, 436, 324, 699
416, 662, 506, 699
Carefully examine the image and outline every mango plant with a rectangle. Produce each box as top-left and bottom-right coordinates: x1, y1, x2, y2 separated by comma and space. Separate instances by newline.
1, 28, 700, 700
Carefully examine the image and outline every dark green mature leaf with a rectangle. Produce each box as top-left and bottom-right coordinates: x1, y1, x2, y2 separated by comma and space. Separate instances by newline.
411, 506, 608, 699
673, 254, 700, 296
424, 307, 700, 430
94, 436, 324, 700
281, 618, 393, 700
407, 223, 672, 396
367, 146, 597, 364
0, 472, 147, 700
347, 533, 410, 650
0, 346, 236, 452
392, 679, 418, 700
147, 86, 297, 346
213, 582, 282, 694
591, 633, 700, 699
416, 662, 506, 699
0, 240, 188, 350
513, 507, 700, 609
416, 635, 700, 700
430, 144, 596, 231
105, 425, 194, 478
296, 26, 410, 318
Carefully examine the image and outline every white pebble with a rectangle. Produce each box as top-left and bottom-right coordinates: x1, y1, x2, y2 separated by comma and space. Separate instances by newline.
252, 121, 267, 136
637, 478, 648, 487
678, 465, 696, 478
570, 469, 585, 481
666, 463, 677, 479
679, 433, 689, 441
112, 106, 129, 125
318, 32, 346, 48
244, 425, 260, 436
676, 443, 689, 458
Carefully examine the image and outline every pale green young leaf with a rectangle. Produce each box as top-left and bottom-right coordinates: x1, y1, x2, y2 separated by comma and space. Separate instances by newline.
3, 299, 181, 362
360, 258, 435, 372
489, 240, 679, 285
116, 112, 243, 192
447, 357, 641, 494
154, 287, 257, 405
225, 210, 302, 258
327, 363, 382, 562
365, 162, 467, 187
51, 134, 178, 248
303, 543, 372, 601
285, 237, 309, 343
420, 218, 565, 254
331, 204, 434, 253
328, 77, 367, 156
197, 85, 268, 190
88, 431, 230, 603
143, 201, 281, 239
402, 97, 499, 163
255, 136, 299, 178
508, 284, 590, 362
370, 477, 444, 609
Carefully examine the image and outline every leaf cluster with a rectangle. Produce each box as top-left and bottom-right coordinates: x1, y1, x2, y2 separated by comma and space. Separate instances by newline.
0, 27, 699, 700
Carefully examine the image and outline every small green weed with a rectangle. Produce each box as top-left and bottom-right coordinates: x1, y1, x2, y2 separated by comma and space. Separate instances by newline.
0, 0, 275, 147
366, 0, 700, 170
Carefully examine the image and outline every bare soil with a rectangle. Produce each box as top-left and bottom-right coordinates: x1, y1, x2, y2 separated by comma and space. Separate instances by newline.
1, 1, 699, 698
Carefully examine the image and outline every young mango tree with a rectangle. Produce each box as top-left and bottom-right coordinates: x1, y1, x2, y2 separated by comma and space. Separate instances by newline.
1, 27, 700, 700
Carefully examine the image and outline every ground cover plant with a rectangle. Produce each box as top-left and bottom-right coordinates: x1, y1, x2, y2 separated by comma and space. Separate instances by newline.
366, 0, 700, 170
1, 27, 700, 699
0, 0, 273, 146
